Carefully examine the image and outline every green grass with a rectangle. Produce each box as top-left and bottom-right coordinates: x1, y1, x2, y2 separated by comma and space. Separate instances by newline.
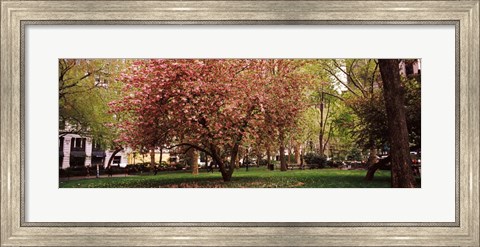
59, 167, 408, 188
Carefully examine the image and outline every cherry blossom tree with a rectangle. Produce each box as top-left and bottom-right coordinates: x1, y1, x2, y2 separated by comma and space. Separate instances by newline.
110, 59, 307, 181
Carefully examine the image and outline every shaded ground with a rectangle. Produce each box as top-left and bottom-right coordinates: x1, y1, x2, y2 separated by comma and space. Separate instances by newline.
58, 167, 415, 188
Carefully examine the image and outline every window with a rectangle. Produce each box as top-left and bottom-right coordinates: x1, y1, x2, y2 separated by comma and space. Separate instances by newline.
73, 138, 82, 148
92, 139, 102, 150
71, 137, 86, 151
59, 137, 64, 151
405, 63, 414, 76
113, 156, 121, 164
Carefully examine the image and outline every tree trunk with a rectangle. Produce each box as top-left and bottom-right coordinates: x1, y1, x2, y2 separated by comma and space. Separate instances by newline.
366, 145, 378, 167
287, 139, 292, 167
106, 147, 124, 168
294, 142, 301, 165
159, 148, 163, 166
319, 126, 324, 156
266, 145, 271, 166
205, 154, 208, 170
379, 59, 416, 188
210, 142, 241, 182
365, 155, 391, 181
216, 158, 231, 182
209, 145, 231, 182
221, 168, 232, 181
300, 152, 304, 169
257, 151, 262, 167
235, 151, 240, 169
230, 143, 240, 171
319, 90, 325, 156
150, 149, 155, 171
189, 149, 199, 175
279, 131, 287, 171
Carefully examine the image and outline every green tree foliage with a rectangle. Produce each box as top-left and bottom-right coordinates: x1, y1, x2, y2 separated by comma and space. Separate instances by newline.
346, 92, 388, 149
348, 75, 421, 151
404, 77, 421, 148
59, 59, 127, 148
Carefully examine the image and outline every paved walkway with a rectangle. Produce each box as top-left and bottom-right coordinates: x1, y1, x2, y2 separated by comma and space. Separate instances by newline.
59, 174, 135, 181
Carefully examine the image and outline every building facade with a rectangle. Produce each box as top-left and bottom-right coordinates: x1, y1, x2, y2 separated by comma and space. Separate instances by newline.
59, 133, 128, 169
124, 147, 172, 165
59, 133, 198, 169
399, 59, 421, 77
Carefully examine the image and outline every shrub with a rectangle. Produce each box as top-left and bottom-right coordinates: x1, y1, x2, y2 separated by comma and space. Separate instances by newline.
62, 166, 87, 177
286, 154, 296, 164
126, 163, 152, 174
175, 163, 185, 170
330, 161, 342, 168
259, 159, 280, 166
159, 161, 168, 167
59, 168, 67, 177
347, 148, 363, 161
60, 165, 104, 177
109, 166, 128, 175
303, 153, 327, 169
326, 160, 334, 168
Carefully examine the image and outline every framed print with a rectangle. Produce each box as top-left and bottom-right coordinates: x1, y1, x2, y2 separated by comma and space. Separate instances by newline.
1, 0, 478, 246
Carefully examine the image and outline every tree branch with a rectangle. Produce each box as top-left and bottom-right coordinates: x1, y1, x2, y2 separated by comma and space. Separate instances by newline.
166, 143, 212, 157
322, 65, 360, 97
332, 59, 367, 98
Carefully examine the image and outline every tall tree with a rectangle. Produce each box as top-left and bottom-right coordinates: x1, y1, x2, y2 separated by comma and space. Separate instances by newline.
111, 59, 306, 181
260, 60, 307, 171
321, 59, 382, 165
378, 59, 416, 188
59, 59, 126, 136
59, 59, 128, 170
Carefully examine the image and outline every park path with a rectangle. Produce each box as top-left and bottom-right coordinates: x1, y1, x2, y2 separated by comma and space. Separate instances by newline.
59, 174, 135, 181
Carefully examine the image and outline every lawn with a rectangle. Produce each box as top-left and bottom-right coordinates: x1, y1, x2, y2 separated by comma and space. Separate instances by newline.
58, 167, 408, 188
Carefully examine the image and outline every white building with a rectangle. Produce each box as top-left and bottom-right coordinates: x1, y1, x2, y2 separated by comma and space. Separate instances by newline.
399, 59, 421, 77
59, 133, 128, 169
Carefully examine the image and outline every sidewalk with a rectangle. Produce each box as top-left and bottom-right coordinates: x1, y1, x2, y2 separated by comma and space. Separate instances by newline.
59, 174, 134, 181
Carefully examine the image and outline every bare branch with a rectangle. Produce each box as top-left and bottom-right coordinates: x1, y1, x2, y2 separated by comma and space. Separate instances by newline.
322, 65, 360, 97
166, 143, 212, 157
332, 59, 368, 97
370, 60, 380, 96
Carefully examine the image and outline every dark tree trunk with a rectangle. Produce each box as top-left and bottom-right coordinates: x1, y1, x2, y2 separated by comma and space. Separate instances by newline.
366, 144, 378, 167
209, 146, 231, 182
287, 139, 292, 166
209, 143, 240, 182
294, 142, 301, 165
266, 145, 271, 165
365, 155, 391, 181
378, 59, 416, 188
319, 90, 325, 156
256, 151, 262, 167
235, 151, 240, 169
300, 153, 304, 169
228, 142, 240, 176
217, 159, 231, 182
187, 148, 199, 175
150, 149, 155, 171
279, 131, 287, 171
159, 148, 163, 166
205, 154, 208, 170
106, 147, 124, 168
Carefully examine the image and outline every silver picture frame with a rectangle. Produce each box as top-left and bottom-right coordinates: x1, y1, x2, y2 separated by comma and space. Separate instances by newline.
1, 1, 478, 246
